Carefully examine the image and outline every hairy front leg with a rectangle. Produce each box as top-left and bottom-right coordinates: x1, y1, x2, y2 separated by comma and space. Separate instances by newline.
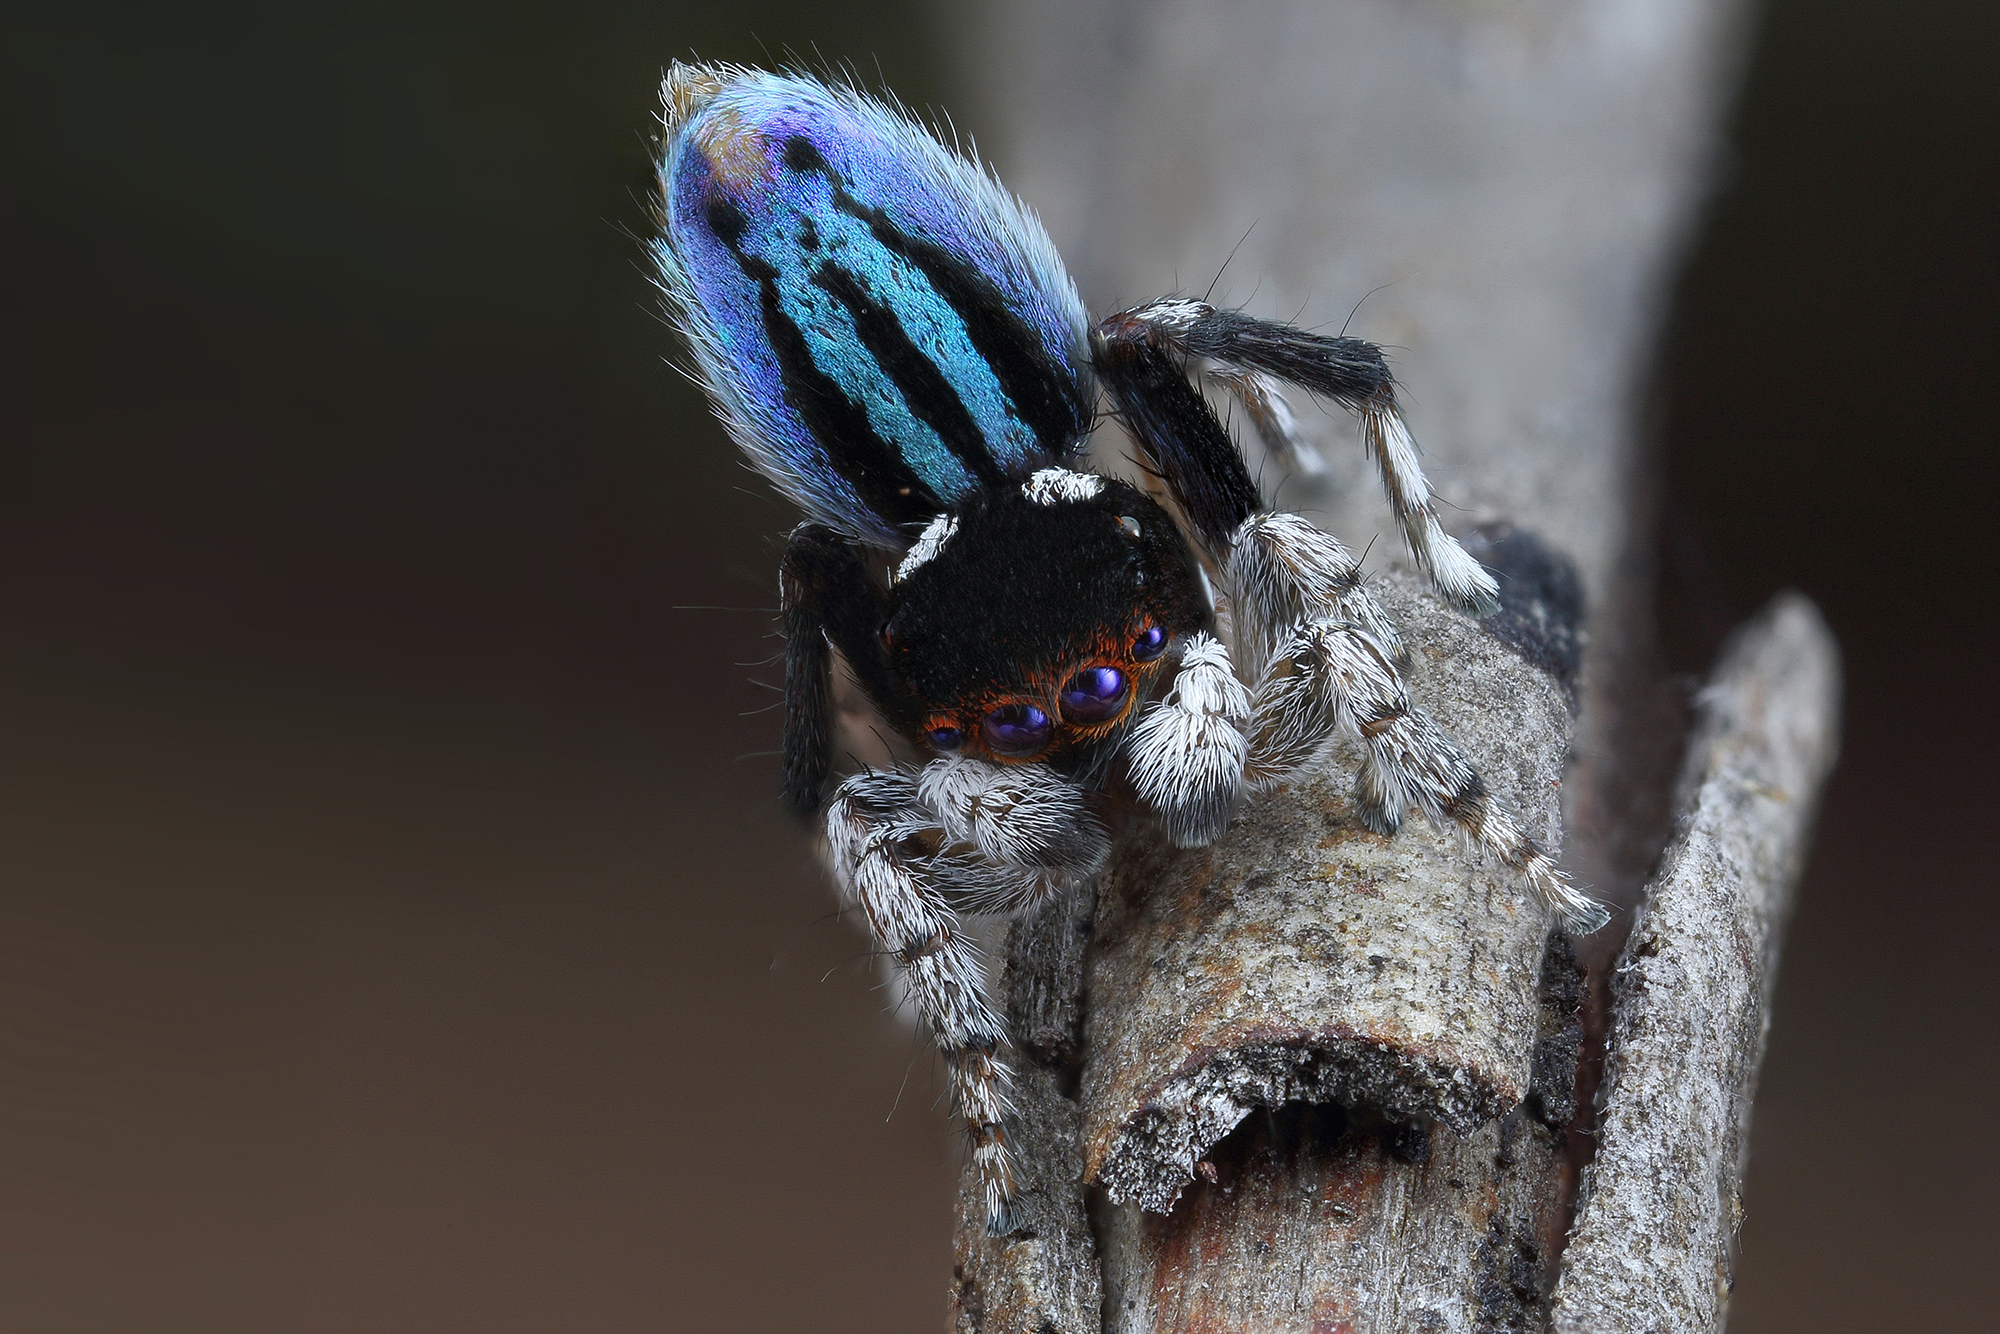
824, 771, 1020, 1231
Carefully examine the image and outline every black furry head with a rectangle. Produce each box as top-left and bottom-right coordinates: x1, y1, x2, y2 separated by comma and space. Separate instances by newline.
882, 478, 1210, 770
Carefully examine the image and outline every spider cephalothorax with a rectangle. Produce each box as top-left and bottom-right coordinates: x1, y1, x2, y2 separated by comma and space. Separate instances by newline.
651, 61, 1609, 1233
883, 475, 1209, 775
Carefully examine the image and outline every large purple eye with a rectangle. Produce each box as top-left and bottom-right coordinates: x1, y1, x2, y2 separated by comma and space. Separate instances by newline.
926, 725, 964, 751
981, 703, 1052, 756
1133, 625, 1169, 661
1059, 667, 1129, 724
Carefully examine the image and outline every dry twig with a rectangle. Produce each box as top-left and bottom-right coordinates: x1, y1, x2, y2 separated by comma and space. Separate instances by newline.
937, 3, 1838, 1330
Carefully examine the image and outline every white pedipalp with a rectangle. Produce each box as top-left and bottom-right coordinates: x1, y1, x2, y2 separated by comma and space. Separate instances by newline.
1125, 633, 1252, 848
916, 755, 1108, 884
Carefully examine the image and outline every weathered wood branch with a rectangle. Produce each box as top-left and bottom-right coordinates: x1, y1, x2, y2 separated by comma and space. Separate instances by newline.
1081, 558, 1589, 1333
934, 3, 1837, 1331
1081, 561, 1576, 1213
1552, 595, 1840, 1330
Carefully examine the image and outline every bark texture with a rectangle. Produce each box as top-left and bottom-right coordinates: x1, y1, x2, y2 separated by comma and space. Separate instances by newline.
1552, 596, 1841, 1331
1081, 564, 1574, 1217
1091, 941, 1588, 1333
952, 891, 1103, 1334
929, 3, 1832, 1331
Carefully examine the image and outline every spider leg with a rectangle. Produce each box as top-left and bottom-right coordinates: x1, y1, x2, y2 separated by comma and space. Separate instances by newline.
828, 759, 1104, 1234
1124, 633, 1251, 847
1199, 361, 1323, 476
778, 523, 907, 814
916, 755, 1109, 911
1090, 308, 1403, 672
826, 769, 1018, 1232
1090, 307, 1264, 555
1095, 299, 1500, 616
1089, 315, 1379, 846
1245, 617, 1611, 935
1083, 316, 1285, 846
1224, 509, 1406, 682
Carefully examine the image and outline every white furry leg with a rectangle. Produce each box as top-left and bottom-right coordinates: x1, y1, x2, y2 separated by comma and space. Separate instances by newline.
1106, 298, 1497, 615
1225, 510, 1404, 679
824, 771, 1020, 1231
1246, 619, 1611, 935
1357, 708, 1611, 934
916, 755, 1109, 913
1243, 617, 1405, 790
1357, 399, 1500, 617
1126, 633, 1251, 847
1200, 362, 1324, 475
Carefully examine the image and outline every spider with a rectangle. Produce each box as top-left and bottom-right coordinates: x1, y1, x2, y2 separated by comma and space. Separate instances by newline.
650, 62, 1609, 1233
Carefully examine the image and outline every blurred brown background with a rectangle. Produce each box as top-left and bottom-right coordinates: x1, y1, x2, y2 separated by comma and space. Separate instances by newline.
1, 2, 1992, 1330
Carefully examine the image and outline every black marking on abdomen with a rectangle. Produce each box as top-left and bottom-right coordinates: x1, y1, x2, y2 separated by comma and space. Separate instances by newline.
782, 135, 825, 175
810, 262, 1008, 489
780, 135, 1090, 460
707, 197, 940, 529
840, 200, 1089, 458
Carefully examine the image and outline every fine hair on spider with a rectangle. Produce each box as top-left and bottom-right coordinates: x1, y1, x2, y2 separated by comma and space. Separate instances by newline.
649, 61, 1610, 1235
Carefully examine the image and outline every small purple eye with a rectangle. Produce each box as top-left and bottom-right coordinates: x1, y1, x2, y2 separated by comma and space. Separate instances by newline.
1133, 625, 1169, 661
926, 725, 964, 751
1059, 667, 1129, 724
981, 703, 1052, 756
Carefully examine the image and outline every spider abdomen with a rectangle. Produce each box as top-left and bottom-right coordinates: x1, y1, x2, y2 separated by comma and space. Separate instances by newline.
654, 65, 1095, 547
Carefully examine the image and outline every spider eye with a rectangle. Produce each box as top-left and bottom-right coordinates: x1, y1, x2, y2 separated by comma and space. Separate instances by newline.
1059, 667, 1128, 724
1133, 625, 1168, 661
926, 724, 964, 751
981, 703, 1052, 756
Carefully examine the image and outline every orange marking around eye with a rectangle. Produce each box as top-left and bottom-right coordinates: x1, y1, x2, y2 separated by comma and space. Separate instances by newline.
921, 621, 1173, 764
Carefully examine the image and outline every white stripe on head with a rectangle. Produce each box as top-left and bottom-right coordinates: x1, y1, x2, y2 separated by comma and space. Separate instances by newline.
1021, 467, 1105, 505
895, 512, 959, 580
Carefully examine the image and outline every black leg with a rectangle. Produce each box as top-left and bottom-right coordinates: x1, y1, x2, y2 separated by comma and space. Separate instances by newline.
1090, 309, 1263, 554
777, 523, 903, 814
1094, 300, 1499, 615
1179, 305, 1396, 409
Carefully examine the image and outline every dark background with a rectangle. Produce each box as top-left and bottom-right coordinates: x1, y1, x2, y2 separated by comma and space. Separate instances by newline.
1, 2, 1992, 1330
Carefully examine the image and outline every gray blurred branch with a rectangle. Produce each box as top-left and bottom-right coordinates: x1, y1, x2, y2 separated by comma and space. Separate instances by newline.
934, 3, 1840, 1331
1553, 596, 1840, 1331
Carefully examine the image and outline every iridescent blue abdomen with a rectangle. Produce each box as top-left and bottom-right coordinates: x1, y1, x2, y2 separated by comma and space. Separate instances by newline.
654, 66, 1094, 546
